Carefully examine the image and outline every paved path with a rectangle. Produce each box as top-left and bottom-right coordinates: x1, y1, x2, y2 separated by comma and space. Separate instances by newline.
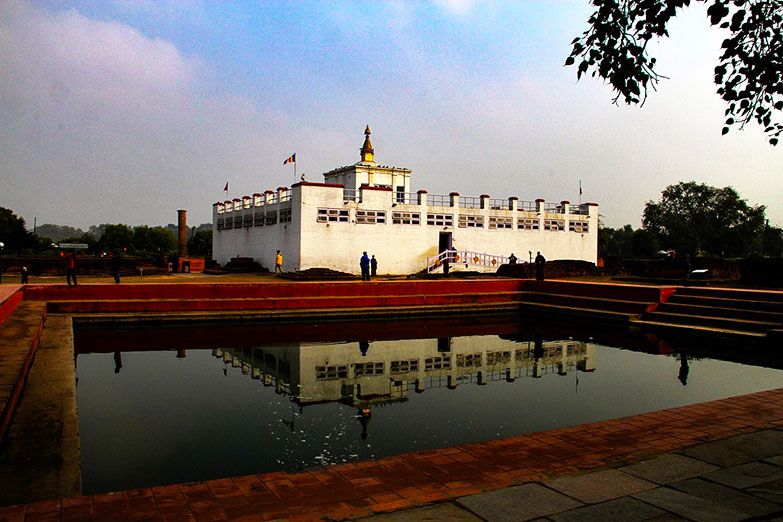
362, 428, 783, 521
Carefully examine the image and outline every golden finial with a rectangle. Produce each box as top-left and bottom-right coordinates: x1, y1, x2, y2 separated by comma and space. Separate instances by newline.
360, 125, 374, 163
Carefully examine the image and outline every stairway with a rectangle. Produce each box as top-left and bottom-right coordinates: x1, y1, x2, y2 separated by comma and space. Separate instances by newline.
635, 287, 783, 340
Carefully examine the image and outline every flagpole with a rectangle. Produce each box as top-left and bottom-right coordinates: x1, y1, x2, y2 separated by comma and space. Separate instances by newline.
579, 180, 582, 205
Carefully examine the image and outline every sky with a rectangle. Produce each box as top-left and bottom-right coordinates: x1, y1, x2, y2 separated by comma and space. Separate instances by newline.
1, 0, 780, 230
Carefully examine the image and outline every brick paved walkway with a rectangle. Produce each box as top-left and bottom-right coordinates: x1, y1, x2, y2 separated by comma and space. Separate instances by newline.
1, 387, 782, 521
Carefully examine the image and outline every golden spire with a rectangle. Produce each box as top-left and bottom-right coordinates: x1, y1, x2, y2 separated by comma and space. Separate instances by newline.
360, 125, 374, 163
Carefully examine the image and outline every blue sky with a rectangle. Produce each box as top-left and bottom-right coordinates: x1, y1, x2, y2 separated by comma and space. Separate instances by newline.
1, 0, 780, 230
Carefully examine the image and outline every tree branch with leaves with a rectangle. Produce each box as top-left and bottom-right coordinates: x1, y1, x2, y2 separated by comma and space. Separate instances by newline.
567, 0, 783, 145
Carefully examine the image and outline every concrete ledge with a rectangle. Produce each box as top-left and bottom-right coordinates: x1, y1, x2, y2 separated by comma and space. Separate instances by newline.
0, 285, 23, 328
0, 301, 46, 444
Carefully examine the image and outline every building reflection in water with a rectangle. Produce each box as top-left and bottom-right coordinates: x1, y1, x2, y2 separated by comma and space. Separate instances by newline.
211, 335, 595, 439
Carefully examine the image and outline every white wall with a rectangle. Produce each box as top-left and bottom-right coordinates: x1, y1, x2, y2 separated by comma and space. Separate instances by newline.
214, 183, 598, 275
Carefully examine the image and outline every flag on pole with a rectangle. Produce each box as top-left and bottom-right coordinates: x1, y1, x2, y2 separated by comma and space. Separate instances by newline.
283, 153, 296, 165
224, 182, 229, 192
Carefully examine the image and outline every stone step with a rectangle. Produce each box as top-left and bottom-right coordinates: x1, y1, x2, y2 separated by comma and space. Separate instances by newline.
674, 287, 783, 303
521, 292, 656, 315
643, 311, 779, 333
666, 293, 783, 312
656, 301, 783, 323
47, 291, 527, 314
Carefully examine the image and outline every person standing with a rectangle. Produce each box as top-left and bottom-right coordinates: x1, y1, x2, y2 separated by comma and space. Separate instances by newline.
20, 266, 29, 284
534, 251, 546, 281
370, 255, 378, 277
64, 251, 78, 287
360, 252, 371, 281
508, 253, 517, 264
111, 253, 122, 283
275, 250, 284, 274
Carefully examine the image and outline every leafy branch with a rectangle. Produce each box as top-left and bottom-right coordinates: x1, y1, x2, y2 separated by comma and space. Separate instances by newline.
567, 0, 783, 146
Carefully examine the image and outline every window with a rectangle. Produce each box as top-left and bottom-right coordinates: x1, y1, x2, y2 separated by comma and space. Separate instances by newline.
315, 365, 348, 380
424, 356, 451, 370
233, 216, 243, 229
356, 209, 386, 224
544, 219, 565, 231
392, 211, 420, 225
489, 216, 512, 229
456, 353, 482, 368
254, 212, 265, 226
518, 218, 539, 230
243, 214, 253, 228
217, 218, 224, 231
317, 208, 349, 223
279, 208, 292, 223
355, 362, 384, 376
569, 220, 589, 233
427, 213, 453, 227
486, 351, 511, 365
390, 359, 419, 374
458, 215, 484, 228
265, 211, 277, 225
396, 186, 405, 203
224, 218, 233, 230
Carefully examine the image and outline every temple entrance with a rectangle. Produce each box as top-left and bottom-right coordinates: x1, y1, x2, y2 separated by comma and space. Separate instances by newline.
439, 232, 452, 274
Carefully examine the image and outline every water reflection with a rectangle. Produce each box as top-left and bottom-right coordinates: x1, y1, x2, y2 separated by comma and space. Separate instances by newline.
209, 335, 595, 438
74, 316, 783, 495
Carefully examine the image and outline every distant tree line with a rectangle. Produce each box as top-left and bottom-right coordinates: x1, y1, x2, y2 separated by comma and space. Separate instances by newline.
601, 182, 782, 259
0, 206, 212, 257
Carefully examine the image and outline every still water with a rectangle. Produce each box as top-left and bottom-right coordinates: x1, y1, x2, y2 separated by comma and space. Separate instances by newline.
74, 317, 783, 494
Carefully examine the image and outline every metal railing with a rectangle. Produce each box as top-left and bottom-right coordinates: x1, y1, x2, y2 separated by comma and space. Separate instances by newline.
426, 194, 450, 207
518, 200, 537, 212
425, 249, 509, 273
459, 196, 481, 209
489, 198, 511, 210
343, 189, 360, 202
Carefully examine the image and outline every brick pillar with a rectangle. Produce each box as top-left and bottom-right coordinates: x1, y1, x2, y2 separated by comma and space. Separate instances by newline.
177, 209, 187, 257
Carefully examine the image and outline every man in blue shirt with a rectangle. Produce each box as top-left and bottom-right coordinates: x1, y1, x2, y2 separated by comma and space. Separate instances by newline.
360, 252, 371, 281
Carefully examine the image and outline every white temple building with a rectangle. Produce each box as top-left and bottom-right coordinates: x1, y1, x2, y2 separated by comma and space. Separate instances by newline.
212, 127, 598, 274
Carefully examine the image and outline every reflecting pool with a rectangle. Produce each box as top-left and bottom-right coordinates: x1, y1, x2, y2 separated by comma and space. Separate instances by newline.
74, 316, 783, 494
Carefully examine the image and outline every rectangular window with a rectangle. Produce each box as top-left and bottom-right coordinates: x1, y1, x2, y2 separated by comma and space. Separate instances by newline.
544, 219, 565, 231
217, 218, 224, 231
392, 211, 420, 225
254, 213, 265, 226
390, 359, 419, 374
355, 362, 384, 376
456, 353, 482, 368
458, 215, 484, 228
265, 211, 277, 225
315, 365, 348, 380
427, 213, 453, 227
356, 209, 387, 224
569, 220, 589, 233
233, 216, 243, 229
488, 216, 512, 229
317, 208, 349, 223
518, 218, 539, 230
279, 208, 292, 223
486, 351, 511, 365
243, 214, 253, 228
424, 356, 451, 370
224, 218, 233, 230
396, 186, 405, 203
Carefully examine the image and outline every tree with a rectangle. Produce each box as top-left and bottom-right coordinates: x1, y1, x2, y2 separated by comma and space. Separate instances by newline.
99, 224, 134, 254
567, 0, 783, 145
642, 181, 766, 256
187, 229, 212, 257
0, 207, 35, 253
